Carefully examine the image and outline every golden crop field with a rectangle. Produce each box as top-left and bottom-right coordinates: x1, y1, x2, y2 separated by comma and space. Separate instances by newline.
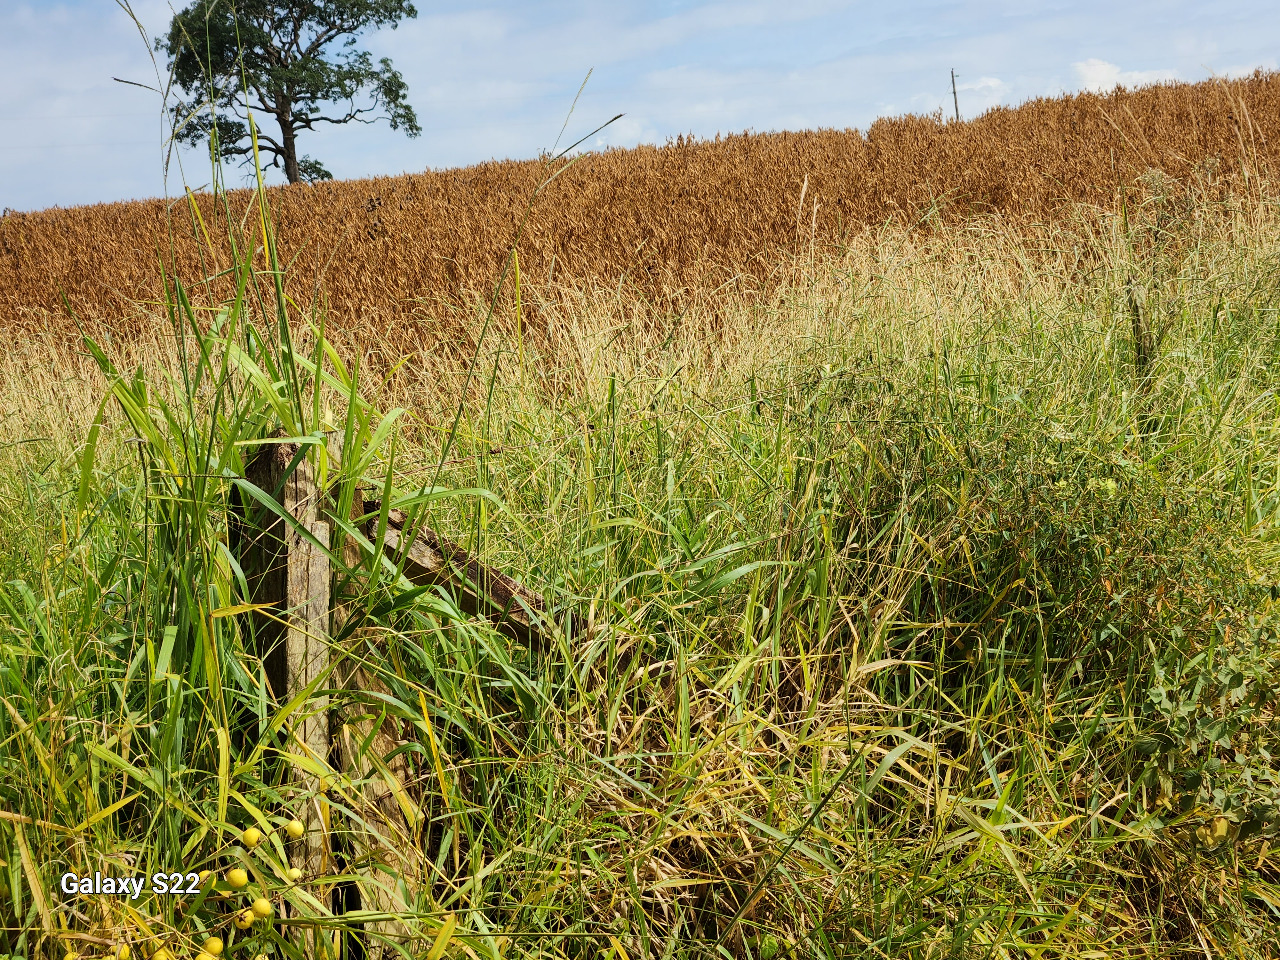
0, 71, 1276, 350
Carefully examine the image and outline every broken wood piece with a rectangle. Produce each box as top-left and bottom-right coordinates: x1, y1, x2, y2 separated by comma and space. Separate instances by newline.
375, 506, 549, 646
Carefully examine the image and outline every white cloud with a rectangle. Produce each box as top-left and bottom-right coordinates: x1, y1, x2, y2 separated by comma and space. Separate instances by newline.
1073, 58, 1178, 93
591, 115, 661, 151
957, 76, 1007, 94
1221, 59, 1278, 78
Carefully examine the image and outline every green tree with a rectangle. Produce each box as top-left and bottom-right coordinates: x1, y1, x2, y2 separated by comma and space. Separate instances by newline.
159, 1, 421, 184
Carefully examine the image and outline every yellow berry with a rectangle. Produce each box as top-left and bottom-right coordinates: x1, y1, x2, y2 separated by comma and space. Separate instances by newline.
251, 897, 273, 919
116, 948, 131, 960
62, 952, 77, 960
198, 870, 211, 885
197, 954, 216, 960
226, 868, 249, 888
241, 826, 263, 848
233, 907, 255, 930
153, 950, 173, 960
287, 867, 303, 882
202, 936, 224, 956
285, 819, 305, 839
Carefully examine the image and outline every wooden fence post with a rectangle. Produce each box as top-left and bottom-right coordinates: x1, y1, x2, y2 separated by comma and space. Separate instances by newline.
242, 439, 333, 956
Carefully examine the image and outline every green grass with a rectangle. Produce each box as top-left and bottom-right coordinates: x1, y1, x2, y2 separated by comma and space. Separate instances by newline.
1, 174, 1280, 960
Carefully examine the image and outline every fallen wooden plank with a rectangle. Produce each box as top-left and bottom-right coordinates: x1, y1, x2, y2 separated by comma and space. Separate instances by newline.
374, 506, 549, 646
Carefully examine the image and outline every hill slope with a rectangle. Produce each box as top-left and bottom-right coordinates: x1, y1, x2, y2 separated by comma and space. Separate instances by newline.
1, 72, 1277, 343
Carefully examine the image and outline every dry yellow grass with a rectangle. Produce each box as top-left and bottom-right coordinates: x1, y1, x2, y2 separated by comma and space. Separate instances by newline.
0, 71, 1276, 356
1, 149, 1270, 462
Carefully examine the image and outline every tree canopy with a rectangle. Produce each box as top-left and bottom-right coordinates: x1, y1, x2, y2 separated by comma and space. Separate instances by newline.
159, 1, 421, 184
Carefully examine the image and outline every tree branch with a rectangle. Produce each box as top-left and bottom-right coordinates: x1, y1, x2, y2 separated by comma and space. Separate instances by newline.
295, 104, 377, 129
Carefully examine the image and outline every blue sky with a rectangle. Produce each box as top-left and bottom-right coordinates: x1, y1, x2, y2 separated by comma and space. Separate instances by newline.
2, 1, 1277, 213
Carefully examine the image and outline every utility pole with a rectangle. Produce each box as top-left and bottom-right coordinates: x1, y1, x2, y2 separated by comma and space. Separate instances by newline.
951, 69, 960, 122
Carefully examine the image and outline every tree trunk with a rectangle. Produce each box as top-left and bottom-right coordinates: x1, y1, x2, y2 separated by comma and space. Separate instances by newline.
279, 110, 300, 184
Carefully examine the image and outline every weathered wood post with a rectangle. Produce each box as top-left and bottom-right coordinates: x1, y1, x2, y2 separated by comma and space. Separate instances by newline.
242, 439, 333, 954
